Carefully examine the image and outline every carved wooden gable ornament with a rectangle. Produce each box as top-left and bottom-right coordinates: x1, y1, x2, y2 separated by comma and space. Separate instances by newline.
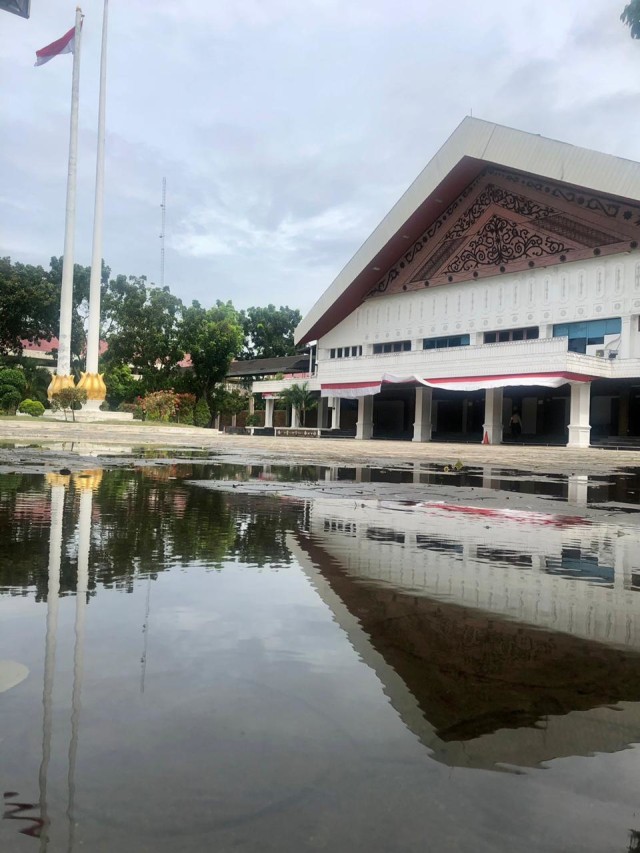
367, 167, 640, 299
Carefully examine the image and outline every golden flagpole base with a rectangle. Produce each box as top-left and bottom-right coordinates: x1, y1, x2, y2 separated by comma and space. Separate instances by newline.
47, 373, 75, 400
77, 372, 107, 404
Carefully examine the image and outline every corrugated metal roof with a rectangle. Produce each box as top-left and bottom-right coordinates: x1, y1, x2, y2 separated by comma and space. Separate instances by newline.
227, 355, 310, 377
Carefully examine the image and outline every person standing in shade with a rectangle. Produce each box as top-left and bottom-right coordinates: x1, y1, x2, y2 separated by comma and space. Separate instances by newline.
510, 410, 522, 439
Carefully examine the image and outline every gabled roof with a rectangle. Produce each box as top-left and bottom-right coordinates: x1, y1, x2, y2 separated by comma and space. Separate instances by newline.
295, 117, 640, 345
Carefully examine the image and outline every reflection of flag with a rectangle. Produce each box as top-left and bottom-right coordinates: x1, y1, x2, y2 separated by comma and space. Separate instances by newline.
35, 26, 75, 66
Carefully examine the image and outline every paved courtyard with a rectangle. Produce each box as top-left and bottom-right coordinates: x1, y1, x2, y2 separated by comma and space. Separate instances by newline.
1, 418, 639, 475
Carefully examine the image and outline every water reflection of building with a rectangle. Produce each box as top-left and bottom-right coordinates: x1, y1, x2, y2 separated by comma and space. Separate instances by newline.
290, 497, 640, 770
301, 497, 640, 649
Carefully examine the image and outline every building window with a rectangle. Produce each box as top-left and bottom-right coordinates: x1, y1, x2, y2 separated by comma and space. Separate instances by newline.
484, 327, 539, 344
373, 340, 411, 354
553, 318, 621, 354
329, 345, 362, 359
422, 334, 470, 350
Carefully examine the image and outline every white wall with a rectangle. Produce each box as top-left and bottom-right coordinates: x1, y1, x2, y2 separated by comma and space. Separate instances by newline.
318, 253, 640, 361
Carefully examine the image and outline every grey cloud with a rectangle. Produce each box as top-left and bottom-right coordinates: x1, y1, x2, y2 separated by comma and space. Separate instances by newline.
1, 0, 637, 314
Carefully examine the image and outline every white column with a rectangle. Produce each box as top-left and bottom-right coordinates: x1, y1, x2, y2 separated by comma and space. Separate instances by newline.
264, 397, 274, 428
356, 395, 374, 440
619, 315, 634, 359
567, 381, 592, 448
482, 387, 504, 444
49, 8, 83, 398
317, 397, 329, 429
291, 405, 300, 428
412, 386, 433, 442
539, 323, 554, 340
79, 0, 109, 411
330, 397, 341, 430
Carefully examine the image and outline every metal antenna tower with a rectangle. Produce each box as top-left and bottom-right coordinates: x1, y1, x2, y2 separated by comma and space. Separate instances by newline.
160, 177, 166, 288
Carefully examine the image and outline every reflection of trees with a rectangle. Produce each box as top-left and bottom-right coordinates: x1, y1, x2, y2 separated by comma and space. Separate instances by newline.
0, 469, 304, 600
0, 473, 55, 598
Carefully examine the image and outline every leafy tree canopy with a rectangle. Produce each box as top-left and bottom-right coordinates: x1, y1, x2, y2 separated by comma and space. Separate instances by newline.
181, 300, 245, 422
103, 278, 185, 388
0, 257, 58, 356
240, 304, 302, 359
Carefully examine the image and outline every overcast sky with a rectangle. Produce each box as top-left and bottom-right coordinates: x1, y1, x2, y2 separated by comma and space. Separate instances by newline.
1, 1, 640, 314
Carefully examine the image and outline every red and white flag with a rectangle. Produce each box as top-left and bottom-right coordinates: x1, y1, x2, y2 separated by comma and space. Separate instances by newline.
34, 26, 76, 67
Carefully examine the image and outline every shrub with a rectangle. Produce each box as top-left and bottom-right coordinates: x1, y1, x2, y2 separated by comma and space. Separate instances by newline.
18, 399, 45, 417
194, 397, 210, 428
1, 389, 22, 414
0, 367, 27, 413
137, 390, 178, 422
175, 393, 196, 425
0, 368, 27, 394
245, 413, 262, 427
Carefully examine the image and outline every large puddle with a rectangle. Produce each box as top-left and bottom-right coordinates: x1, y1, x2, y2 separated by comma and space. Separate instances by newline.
1, 464, 640, 852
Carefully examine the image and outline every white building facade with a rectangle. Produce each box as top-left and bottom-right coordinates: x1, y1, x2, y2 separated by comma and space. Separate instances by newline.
255, 119, 640, 446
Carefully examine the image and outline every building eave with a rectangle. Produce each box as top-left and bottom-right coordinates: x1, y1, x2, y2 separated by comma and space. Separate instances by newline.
295, 117, 640, 345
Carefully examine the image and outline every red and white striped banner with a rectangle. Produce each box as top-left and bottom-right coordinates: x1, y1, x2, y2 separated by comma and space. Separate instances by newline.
321, 371, 594, 398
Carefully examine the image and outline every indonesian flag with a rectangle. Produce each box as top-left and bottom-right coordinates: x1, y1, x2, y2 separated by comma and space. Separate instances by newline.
34, 26, 76, 67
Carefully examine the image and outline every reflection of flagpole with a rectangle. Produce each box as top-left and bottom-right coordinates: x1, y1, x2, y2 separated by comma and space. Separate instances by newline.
48, 7, 84, 399
39, 481, 67, 852
140, 573, 152, 693
66, 487, 91, 852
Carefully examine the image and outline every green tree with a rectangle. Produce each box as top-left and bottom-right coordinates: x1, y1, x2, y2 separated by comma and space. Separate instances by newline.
240, 304, 302, 359
278, 381, 316, 426
20, 361, 52, 406
103, 363, 138, 409
181, 301, 244, 425
622, 2, 640, 37
51, 387, 87, 422
0, 257, 58, 356
47, 256, 108, 364
103, 278, 184, 388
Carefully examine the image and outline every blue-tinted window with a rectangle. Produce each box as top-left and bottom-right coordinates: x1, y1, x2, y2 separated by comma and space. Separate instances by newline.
423, 334, 470, 350
331, 345, 362, 359
374, 340, 411, 354
554, 318, 621, 354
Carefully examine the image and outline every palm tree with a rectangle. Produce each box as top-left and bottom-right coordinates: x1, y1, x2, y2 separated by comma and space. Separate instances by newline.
278, 382, 317, 427
622, 2, 640, 38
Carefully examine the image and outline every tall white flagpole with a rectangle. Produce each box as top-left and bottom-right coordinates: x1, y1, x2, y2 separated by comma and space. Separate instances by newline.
79, 0, 108, 410
49, 7, 83, 399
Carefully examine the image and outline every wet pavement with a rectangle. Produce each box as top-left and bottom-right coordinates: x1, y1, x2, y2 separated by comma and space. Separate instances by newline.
1, 460, 640, 852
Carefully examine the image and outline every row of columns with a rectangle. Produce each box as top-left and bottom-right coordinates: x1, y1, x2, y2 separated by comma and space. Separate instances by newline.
349, 382, 592, 447
262, 396, 342, 430
261, 382, 592, 446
